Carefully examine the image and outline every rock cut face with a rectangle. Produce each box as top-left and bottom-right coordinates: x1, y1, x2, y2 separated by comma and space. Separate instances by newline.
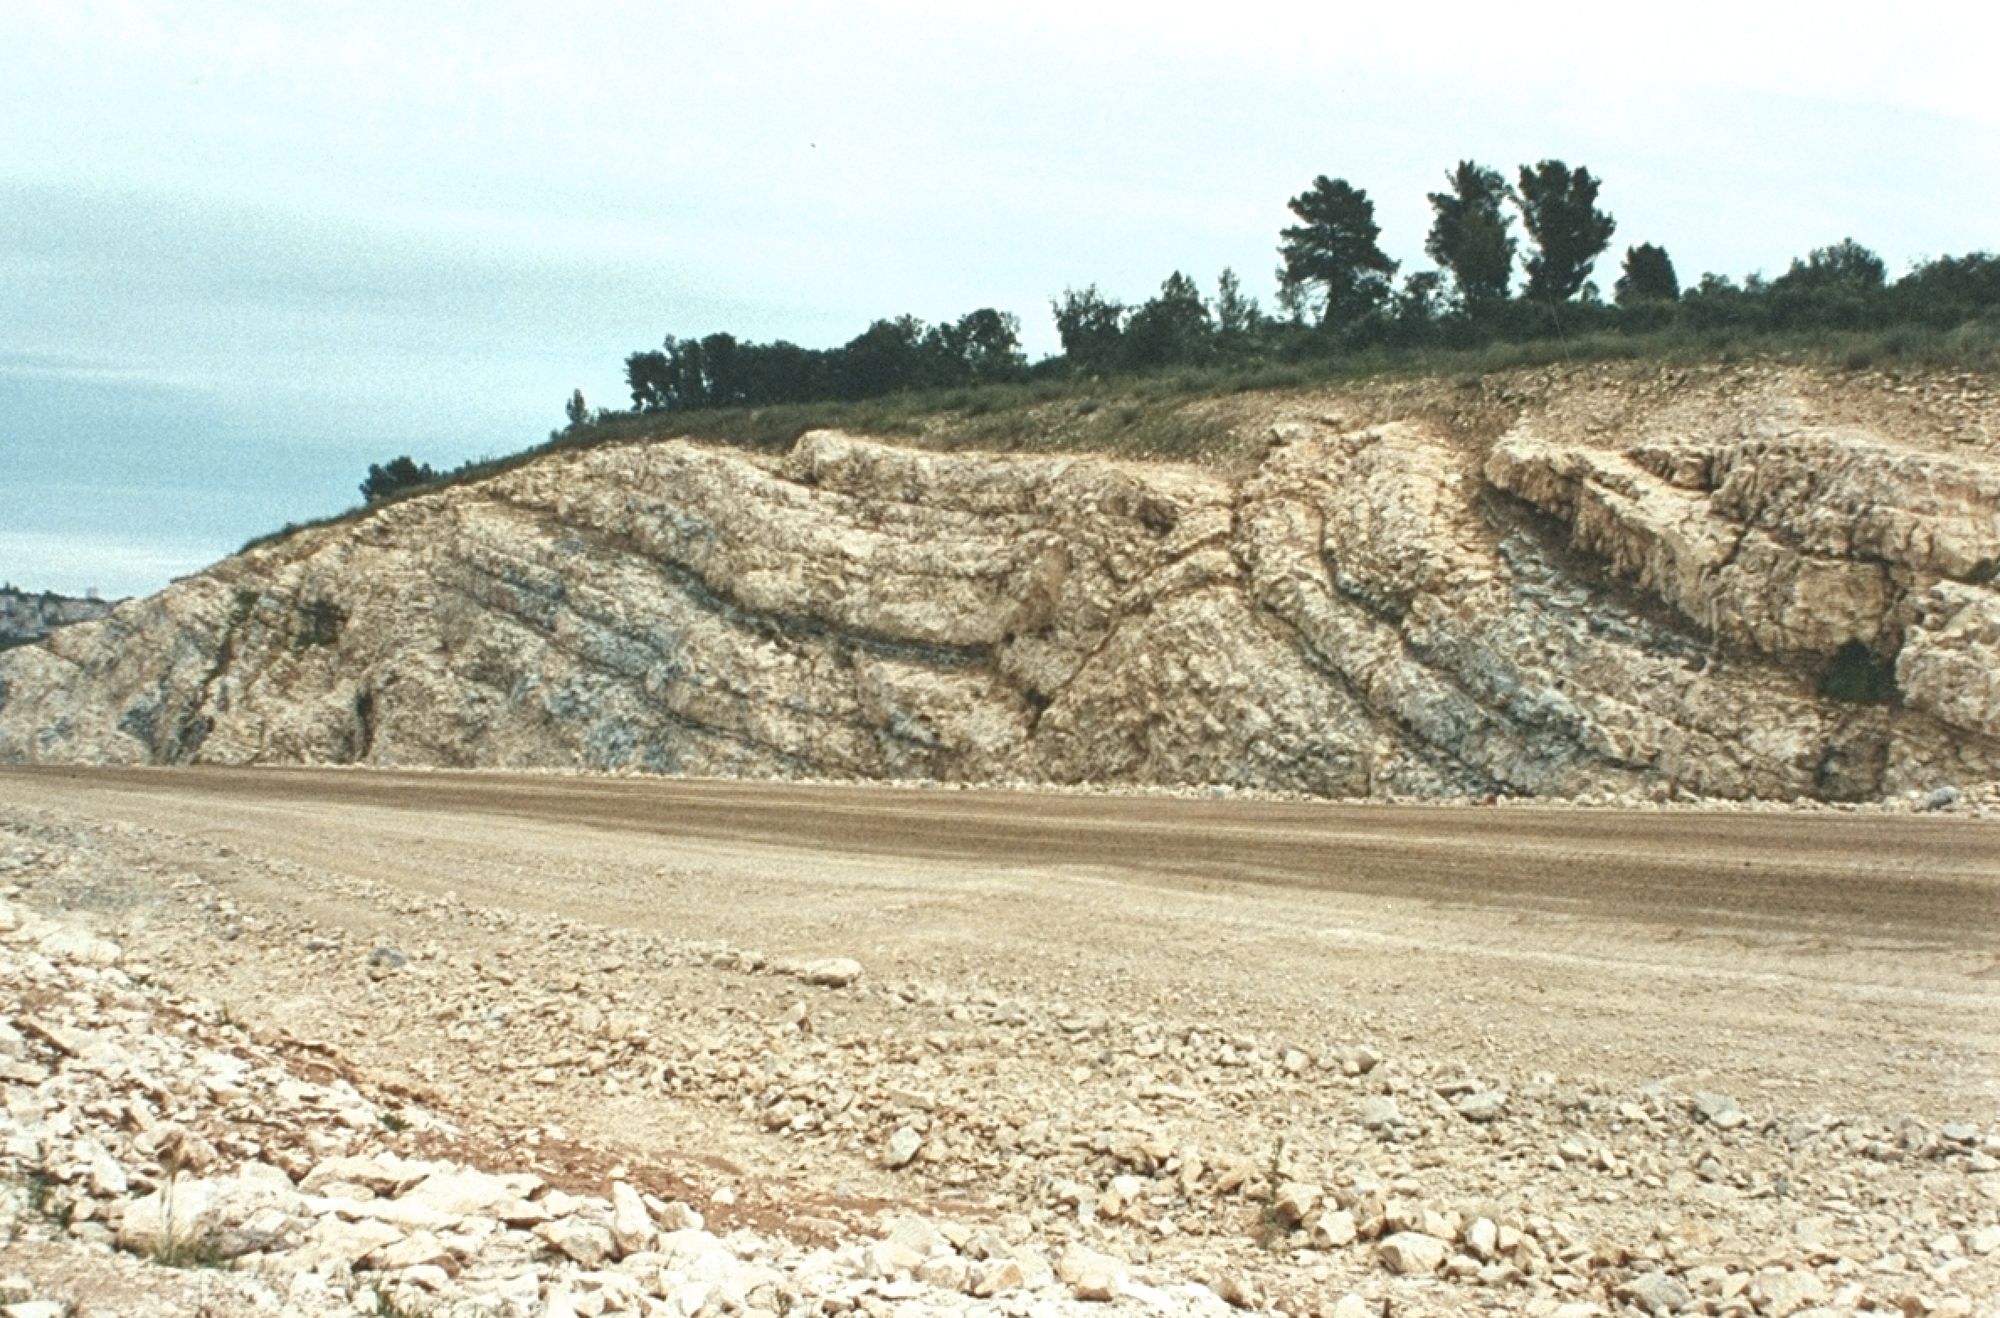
3, 366, 1996, 802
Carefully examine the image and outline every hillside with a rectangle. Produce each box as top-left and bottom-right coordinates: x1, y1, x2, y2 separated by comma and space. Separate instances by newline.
2, 359, 1996, 803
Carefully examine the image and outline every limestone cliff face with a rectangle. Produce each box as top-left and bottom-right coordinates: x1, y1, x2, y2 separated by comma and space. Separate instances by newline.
3, 364, 1996, 801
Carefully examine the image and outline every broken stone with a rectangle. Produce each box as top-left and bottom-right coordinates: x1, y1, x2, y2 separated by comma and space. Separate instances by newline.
372, 1230, 458, 1274
885, 1125, 923, 1168
1359, 1096, 1402, 1130
1208, 1270, 1261, 1309
1693, 1092, 1747, 1129
1376, 1232, 1448, 1275
1057, 1244, 1127, 1301
1271, 1180, 1321, 1227
533, 1218, 615, 1268
1619, 1269, 1692, 1313
790, 957, 863, 988
610, 1180, 657, 1257
1455, 1090, 1508, 1123
970, 1259, 1024, 1296
35, 927, 121, 966
366, 946, 408, 978
1313, 1209, 1358, 1249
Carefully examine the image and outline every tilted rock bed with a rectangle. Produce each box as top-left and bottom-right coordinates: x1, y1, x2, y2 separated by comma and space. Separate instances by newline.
3, 362, 1997, 804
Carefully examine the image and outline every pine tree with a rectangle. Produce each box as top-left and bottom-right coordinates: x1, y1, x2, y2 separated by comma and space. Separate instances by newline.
1425, 161, 1516, 311
1277, 176, 1399, 329
1513, 161, 1617, 303
1615, 244, 1680, 305
1213, 268, 1263, 337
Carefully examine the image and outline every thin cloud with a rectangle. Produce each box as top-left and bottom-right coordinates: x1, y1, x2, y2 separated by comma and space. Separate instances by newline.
0, 352, 216, 392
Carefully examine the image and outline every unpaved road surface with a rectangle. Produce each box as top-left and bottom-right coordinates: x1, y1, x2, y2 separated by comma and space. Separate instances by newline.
3, 766, 1999, 1315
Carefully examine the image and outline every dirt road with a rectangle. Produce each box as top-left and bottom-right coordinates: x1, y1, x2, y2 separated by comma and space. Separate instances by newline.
8, 765, 1997, 935
3, 766, 1998, 1313
5, 766, 1998, 1103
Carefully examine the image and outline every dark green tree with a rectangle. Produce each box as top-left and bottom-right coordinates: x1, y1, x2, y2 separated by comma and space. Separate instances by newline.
1277, 176, 1399, 329
1766, 239, 1889, 330
835, 315, 931, 398
1772, 238, 1887, 292
929, 308, 1026, 382
1123, 271, 1214, 367
360, 457, 437, 504
625, 348, 672, 411
696, 332, 747, 404
741, 340, 827, 404
1892, 252, 2000, 327
1052, 285, 1128, 372
1513, 160, 1617, 303
564, 389, 590, 430
1273, 263, 1312, 325
1615, 243, 1680, 305
627, 335, 718, 411
1390, 270, 1446, 337
1425, 161, 1515, 311
1213, 267, 1264, 338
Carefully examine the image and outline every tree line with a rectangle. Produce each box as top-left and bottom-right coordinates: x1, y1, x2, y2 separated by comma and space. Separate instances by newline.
1053, 160, 1999, 369
360, 158, 1998, 503
623, 308, 1027, 414
599, 158, 1996, 420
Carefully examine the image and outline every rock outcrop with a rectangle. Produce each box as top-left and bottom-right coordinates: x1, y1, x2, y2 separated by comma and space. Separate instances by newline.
3, 363, 1996, 801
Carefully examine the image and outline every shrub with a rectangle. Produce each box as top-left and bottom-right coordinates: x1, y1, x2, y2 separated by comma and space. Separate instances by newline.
1819, 641, 1897, 703
359, 457, 438, 504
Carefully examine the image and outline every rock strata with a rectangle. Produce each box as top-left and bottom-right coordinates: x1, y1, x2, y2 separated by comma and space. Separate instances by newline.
2, 363, 1997, 802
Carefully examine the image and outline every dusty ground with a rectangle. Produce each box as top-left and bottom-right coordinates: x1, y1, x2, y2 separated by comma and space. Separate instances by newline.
3, 766, 1998, 1315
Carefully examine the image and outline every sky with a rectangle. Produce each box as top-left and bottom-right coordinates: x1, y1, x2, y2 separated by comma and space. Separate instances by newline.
4, 1, 1997, 597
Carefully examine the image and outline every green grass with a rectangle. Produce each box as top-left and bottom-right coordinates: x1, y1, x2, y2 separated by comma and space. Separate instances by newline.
373, 1290, 431, 1318
151, 1231, 231, 1270
230, 321, 1999, 561
26, 1171, 74, 1229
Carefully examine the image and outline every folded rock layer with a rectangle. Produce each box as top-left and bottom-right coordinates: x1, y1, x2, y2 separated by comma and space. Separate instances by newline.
4, 365, 1995, 801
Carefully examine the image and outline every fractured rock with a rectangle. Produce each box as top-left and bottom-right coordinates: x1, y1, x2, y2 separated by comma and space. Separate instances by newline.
1693, 1092, 1748, 1130
1455, 1090, 1508, 1123
1619, 1269, 1693, 1313
1376, 1232, 1448, 1275
610, 1180, 657, 1257
1057, 1244, 1127, 1301
885, 1125, 923, 1169
1359, 1096, 1402, 1131
789, 957, 863, 988
1270, 1180, 1321, 1226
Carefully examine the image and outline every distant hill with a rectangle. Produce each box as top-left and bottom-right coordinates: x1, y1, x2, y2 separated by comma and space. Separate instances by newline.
0, 586, 117, 650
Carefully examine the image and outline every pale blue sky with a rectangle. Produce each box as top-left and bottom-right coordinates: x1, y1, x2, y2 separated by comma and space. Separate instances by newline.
4, 1, 1997, 596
